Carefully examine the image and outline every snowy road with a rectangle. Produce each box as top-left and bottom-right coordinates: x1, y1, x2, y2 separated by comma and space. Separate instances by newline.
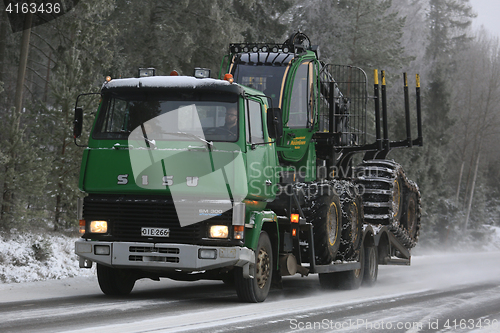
1, 251, 500, 333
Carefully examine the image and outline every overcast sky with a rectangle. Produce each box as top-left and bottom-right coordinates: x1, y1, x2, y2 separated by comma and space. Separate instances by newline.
469, 0, 500, 37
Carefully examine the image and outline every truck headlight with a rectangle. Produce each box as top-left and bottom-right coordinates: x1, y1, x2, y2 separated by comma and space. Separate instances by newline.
90, 220, 108, 233
209, 225, 228, 238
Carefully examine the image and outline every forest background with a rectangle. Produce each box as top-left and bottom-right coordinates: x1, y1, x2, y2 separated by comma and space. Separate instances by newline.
1, 0, 499, 250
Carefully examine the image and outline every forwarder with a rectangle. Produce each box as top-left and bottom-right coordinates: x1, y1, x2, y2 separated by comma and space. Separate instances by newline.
74, 32, 422, 302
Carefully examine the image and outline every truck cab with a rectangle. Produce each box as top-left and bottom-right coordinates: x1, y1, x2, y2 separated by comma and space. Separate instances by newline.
75, 73, 281, 301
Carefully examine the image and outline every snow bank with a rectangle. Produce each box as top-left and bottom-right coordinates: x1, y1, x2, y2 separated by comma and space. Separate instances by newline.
0, 232, 94, 283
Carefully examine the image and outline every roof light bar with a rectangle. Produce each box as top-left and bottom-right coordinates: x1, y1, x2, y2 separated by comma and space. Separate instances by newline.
229, 43, 289, 54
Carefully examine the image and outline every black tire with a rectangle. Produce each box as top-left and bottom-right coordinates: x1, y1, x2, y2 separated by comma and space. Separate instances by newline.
362, 246, 378, 286
308, 191, 342, 265
97, 264, 136, 296
319, 245, 365, 290
401, 191, 419, 241
338, 183, 363, 261
234, 231, 273, 302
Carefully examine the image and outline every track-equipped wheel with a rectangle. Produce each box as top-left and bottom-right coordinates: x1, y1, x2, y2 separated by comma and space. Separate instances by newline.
355, 160, 421, 248
234, 231, 273, 302
355, 160, 405, 226
337, 181, 364, 261
362, 246, 378, 286
97, 264, 136, 296
392, 175, 403, 222
305, 187, 342, 265
319, 244, 365, 290
401, 186, 420, 242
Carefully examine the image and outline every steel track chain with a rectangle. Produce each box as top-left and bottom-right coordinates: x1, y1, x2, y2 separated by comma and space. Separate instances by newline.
354, 160, 421, 249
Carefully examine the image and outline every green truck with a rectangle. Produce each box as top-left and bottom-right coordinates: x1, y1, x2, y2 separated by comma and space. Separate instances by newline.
74, 32, 422, 302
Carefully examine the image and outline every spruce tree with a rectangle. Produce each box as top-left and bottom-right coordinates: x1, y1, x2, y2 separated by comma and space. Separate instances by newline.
415, 0, 475, 242
290, 0, 410, 70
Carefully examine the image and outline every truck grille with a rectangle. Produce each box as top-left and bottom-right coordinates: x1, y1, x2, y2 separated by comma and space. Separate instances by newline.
129, 255, 180, 263
83, 194, 232, 243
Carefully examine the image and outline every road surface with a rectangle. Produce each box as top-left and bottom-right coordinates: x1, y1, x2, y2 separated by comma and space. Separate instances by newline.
1, 251, 500, 332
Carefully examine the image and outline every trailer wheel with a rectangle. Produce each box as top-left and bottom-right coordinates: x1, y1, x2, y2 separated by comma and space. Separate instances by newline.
97, 264, 136, 296
363, 246, 378, 286
309, 193, 342, 265
319, 245, 365, 290
234, 231, 273, 302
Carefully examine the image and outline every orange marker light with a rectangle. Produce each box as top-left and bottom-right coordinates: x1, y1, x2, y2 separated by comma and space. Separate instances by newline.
224, 73, 234, 84
291, 214, 299, 223
79, 219, 86, 234
170, 70, 179, 76
234, 225, 244, 240
292, 228, 297, 237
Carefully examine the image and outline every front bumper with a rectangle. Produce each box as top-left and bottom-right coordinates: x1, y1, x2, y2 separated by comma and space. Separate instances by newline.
75, 239, 255, 272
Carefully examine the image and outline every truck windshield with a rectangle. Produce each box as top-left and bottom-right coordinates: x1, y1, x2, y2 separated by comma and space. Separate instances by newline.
231, 64, 286, 108
93, 92, 239, 142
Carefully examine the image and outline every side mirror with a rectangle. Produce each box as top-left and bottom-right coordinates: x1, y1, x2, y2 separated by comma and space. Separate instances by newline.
73, 107, 83, 139
267, 107, 283, 140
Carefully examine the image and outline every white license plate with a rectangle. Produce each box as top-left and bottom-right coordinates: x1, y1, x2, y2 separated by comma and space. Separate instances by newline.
141, 227, 170, 237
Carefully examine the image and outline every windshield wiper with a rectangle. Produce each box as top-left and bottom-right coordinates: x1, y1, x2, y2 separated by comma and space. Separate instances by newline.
164, 132, 213, 147
142, 137, 156, 148
140, 124, 156, 149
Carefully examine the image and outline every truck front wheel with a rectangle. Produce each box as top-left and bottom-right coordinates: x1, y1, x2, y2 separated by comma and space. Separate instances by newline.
234, 231, 273, 302
97, 264, 136, 296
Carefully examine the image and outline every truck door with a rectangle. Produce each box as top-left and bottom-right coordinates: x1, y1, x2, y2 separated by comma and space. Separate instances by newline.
280, 60, 319, 162
245, 98, 278, 201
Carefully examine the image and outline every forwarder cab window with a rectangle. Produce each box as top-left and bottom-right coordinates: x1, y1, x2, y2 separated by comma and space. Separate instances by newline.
288, 61, 315, 128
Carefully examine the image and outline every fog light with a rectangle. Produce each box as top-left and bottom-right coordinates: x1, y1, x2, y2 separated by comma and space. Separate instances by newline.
209, 225, 228, 238
199, 249, 217, 259
75, 242, 92, 253
90, 220, 107, 233
94, 245, 110, 255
